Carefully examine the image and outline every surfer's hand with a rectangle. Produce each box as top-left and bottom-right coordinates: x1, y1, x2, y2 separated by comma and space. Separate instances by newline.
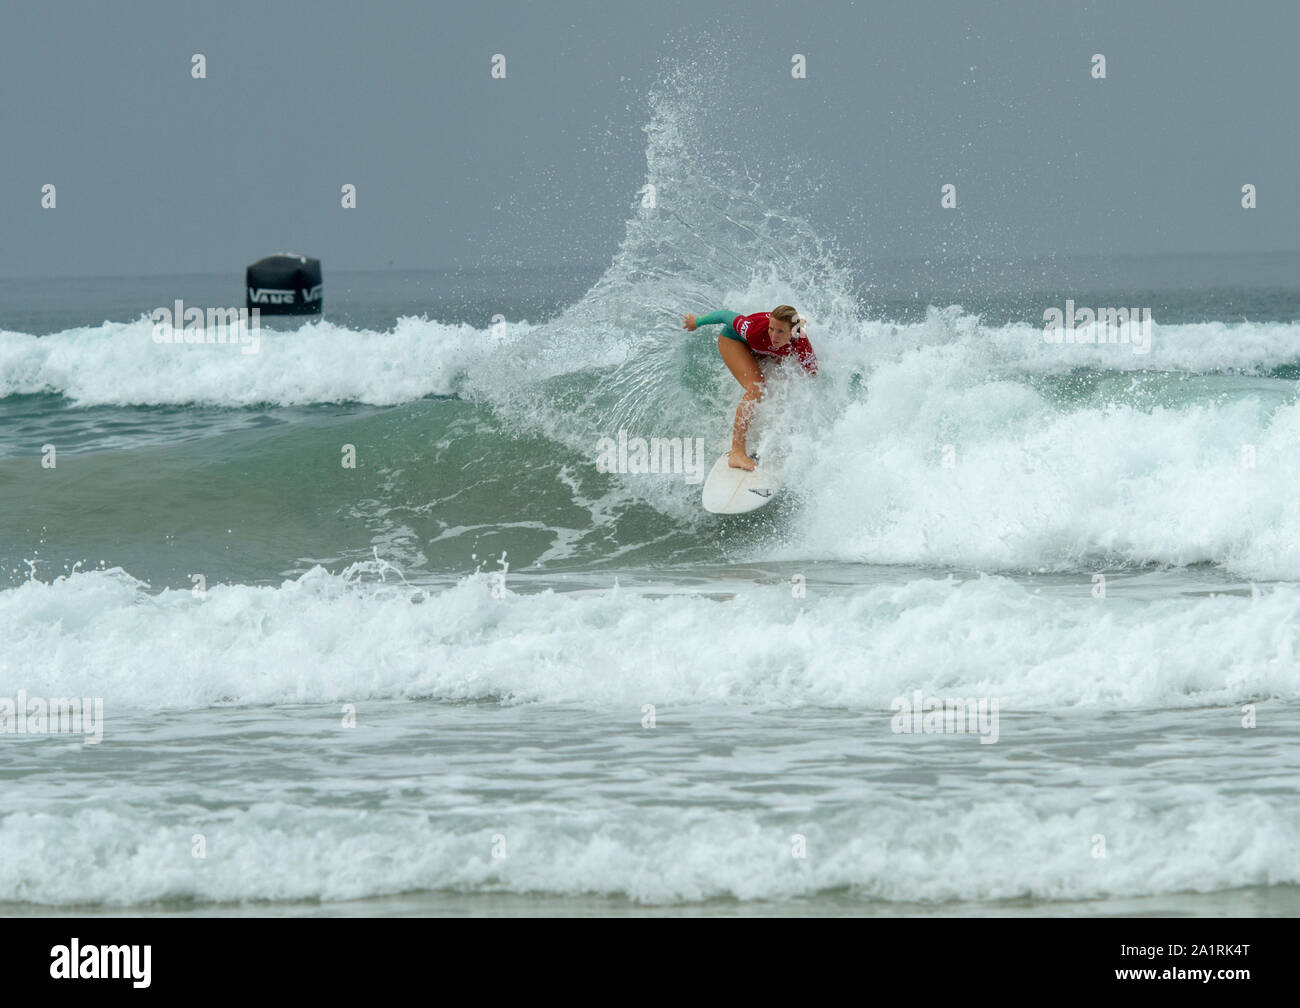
728, 449, 756, 471
683, 314, 698, 332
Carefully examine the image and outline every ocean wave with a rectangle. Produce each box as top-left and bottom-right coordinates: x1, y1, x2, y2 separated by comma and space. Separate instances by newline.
0, 792, 1293, 907
3, 311, 1298, 409
2, 564, 1296, 711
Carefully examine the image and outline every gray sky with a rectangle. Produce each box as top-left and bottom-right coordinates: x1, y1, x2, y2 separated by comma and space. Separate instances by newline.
2, 0, 1296, 278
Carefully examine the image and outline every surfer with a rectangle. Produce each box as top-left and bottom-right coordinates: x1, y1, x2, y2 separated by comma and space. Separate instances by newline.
682, 306, 818, 471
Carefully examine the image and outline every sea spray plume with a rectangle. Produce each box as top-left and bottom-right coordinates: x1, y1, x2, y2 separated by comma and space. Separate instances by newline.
587, 64, 859, 439
470, 61, 859, 519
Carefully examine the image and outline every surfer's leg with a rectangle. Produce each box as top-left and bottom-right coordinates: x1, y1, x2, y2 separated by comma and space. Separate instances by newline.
718, 334, 763, 471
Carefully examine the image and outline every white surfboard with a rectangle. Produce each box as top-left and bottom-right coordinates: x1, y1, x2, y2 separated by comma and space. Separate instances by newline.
701, 454, 781, 514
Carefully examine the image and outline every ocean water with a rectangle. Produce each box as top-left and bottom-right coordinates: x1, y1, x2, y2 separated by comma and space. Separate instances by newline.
2, 80, 1299, 917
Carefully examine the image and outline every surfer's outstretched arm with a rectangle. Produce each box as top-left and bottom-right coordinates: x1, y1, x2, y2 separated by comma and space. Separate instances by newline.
683, 310, 741, 334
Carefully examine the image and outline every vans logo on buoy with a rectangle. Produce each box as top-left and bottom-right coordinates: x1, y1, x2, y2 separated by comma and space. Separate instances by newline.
245, 254, 322, 316
247, 287, 297, 304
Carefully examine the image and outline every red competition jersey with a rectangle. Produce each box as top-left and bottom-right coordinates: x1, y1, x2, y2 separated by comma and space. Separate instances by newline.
732, 312, 819, 374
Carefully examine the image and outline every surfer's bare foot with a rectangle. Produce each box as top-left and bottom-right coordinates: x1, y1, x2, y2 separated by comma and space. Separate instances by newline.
728, 449, 756, 471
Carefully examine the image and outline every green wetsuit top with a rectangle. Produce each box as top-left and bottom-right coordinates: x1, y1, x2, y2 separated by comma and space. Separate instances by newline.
696, 310, 743, 338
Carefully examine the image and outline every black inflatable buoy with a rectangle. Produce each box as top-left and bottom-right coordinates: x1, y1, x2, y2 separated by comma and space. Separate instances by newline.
245, 253, 323, 315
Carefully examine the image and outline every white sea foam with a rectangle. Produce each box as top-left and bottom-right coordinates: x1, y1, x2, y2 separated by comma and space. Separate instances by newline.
0, 789, 1294, 907
3, 311, 1297, 408
0, 315, 506, 407
2, 565, 1296, 711
747, 339, 1300, 580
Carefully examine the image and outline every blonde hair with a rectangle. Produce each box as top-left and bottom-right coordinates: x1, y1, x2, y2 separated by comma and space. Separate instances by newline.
771, 305, 805, 333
